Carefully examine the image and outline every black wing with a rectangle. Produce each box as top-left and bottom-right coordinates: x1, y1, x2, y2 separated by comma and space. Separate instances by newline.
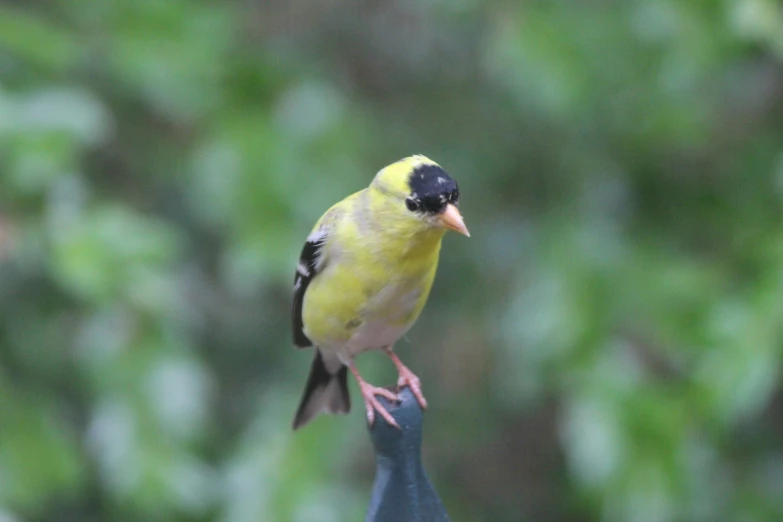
292, 231, 327, 348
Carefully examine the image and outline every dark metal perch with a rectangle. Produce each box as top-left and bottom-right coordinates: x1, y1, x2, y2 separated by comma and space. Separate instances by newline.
365, 387, 451, 522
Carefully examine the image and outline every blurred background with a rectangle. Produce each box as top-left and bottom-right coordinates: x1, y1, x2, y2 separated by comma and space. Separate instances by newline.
1, 0, 783, 521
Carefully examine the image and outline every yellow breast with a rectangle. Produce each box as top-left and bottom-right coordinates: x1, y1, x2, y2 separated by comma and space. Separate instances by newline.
301, 189, 445, 351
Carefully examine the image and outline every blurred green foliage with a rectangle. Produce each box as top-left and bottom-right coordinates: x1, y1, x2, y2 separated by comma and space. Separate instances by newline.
1, 1, 783, 521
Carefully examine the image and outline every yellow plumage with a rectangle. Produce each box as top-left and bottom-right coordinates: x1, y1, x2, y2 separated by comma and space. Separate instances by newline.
292, 155, 468, 429
303, 194, 444, 348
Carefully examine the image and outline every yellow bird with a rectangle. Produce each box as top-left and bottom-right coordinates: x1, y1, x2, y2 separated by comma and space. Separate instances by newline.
291, 155, 469, 429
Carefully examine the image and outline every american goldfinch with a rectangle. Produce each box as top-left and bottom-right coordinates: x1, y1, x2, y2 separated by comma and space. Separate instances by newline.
291, 155, 469, 430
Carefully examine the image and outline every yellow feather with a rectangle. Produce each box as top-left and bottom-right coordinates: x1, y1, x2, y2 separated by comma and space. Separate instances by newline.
301, 157, 446, 355
372, 155, 440, 197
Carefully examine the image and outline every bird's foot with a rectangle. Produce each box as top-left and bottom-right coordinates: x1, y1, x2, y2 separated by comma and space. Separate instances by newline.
358, 381, 401, 428
385, 349, 428, 410
348, 362, 401, 428
396, 365, 428, 410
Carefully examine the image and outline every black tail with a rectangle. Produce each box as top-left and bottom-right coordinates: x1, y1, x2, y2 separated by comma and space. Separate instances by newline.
292, 350, 350, 430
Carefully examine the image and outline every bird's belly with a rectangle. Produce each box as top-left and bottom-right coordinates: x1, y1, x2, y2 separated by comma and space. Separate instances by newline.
303, 271, 429, 357
345, 319, 411, 354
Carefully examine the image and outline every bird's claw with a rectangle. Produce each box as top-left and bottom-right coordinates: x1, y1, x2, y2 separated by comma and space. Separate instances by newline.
359, 383, 401, 429
397, 366, 428, 409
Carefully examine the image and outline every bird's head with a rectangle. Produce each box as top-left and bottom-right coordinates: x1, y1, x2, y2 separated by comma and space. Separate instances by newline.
371, 155, 470, 237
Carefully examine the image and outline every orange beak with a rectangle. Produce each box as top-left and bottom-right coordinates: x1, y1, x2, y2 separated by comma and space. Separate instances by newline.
438, 203, 470, 237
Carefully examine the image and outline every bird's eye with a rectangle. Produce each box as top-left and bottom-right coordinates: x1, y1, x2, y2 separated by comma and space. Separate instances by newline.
405, 197, 420, 212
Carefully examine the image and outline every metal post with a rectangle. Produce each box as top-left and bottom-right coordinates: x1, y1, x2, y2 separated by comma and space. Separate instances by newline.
365, 387, 451, 522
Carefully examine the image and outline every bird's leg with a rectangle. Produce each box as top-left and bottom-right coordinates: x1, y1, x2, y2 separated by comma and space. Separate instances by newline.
384, 349, 428, 409
347, 362, 401, 429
